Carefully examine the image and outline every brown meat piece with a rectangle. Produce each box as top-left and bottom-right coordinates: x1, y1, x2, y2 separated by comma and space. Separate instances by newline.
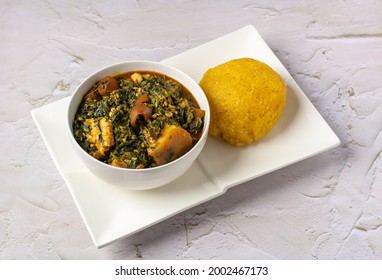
147, 124, 192, 166
85, 117, 115, 159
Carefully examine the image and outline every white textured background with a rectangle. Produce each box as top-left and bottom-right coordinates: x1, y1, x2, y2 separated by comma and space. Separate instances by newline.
1, 0, 381, 259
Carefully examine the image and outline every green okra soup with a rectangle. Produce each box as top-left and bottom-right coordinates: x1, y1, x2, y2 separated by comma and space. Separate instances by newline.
72, 71, 205, 169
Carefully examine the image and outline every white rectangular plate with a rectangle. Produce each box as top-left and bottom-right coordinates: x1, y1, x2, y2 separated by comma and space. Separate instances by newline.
31, 25, 340, 248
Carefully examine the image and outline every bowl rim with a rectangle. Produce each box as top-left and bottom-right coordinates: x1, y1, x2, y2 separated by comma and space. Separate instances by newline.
67, 60, 210, 173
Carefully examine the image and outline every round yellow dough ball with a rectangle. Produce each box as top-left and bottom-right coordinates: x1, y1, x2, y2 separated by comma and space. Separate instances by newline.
199, 58, 286, 146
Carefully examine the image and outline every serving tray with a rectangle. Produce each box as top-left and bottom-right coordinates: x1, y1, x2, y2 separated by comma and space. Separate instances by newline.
32, 25, 340, 248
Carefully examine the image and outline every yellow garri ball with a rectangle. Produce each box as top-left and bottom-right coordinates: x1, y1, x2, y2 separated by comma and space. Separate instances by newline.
199, 58, 286, 146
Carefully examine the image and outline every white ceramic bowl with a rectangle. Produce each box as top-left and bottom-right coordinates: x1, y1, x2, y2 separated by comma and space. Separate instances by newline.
67, 61, 210, 190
